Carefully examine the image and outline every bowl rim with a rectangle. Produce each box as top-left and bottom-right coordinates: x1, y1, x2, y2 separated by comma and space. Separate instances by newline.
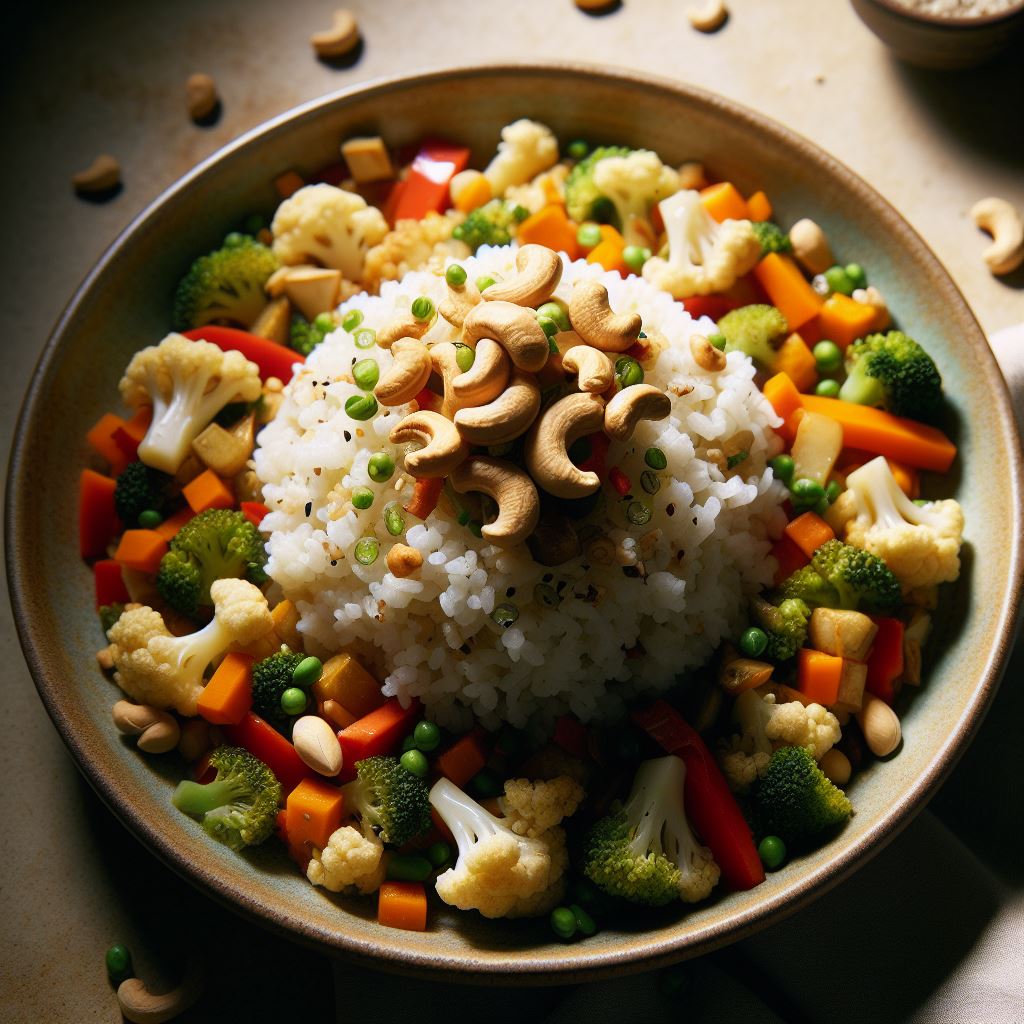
857, 0, 1024, 29
7, 60, 1024, 982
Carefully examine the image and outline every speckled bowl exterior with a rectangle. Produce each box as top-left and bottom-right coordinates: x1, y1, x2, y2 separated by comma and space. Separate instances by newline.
7, 64, 1023, 984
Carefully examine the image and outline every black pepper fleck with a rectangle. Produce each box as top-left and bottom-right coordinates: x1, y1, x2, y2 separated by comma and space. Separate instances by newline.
505, 587, 516, 597
666, 503, 675, 517
304, 501, 312, 517
344, 431, 352, 442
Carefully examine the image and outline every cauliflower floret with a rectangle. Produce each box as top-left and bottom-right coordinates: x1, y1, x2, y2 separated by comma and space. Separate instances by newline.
482, 119, 559, 198
119, 333, 262, 474
719, 743, 772, 794
765, 700, 842, 761
306, 825, 386, 895
592, 150, 680, 246
504, 163, 570, 215
361, 211, 469, 291
498, 776, 585, 838
717, 688, 776, 793
107, 578, 272, 716
642, 189, 761, 299
840, 456, 965, 591
271, 183, 388, 281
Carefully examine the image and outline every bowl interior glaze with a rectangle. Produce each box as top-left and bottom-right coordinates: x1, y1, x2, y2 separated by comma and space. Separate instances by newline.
7, 64, 1022, 983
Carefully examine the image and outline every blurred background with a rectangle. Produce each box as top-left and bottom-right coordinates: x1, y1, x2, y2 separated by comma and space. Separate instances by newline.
2, 1, 1022, 1021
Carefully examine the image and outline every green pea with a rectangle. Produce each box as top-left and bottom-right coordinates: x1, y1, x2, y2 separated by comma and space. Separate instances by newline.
813, 496, 830, 516
614, 356, 644, 389
354, 537, 379, 564
707, 333, 727, 351
105, 944, 133, 986
223, 231, 247, 248
401, 734, 417, 753
314, 312, 336, 334
536, 301, 571, 332
138, 509, 163, 528
548, 336, 559, 354
740, 626, 768, 658
352, 486, 374, 510
445, 264, 467, 287
345, 394, 378, 420
644, 447, 668, 471
576, 222, 602, 249
383, 502, 406, 536
426, 841, 452, 868
400, 748, 429, 778
475, 274, 498, 293
534, 582, 561, 608
567, 140, 589, 160
537, 315, 559, 338
824, 265, 855, 297
411, 296, 436, 323
758, 834, 787, 870
791, 477, 825, 505
825, 479, 843, 504
353, 327, 377, 350
768, 454, 795, 484
280, 687, 307, 715
550, 906, 578, 940
626, 501, 651, 526
413, 720, 441, 752
815, 379, 841, 398
570, 903, 597, 937
813, 340, 843, 374
352, 358, 380, 391
470, 767, 503, 798
342, 309, 364, 332
367, 452, 395, 483
491, 603, 518, 627
386, 852, 433, 882
845, 262, 867, 290
291, 656, 323, 689
640, 470, 661, 495
455, 343, 475, 371
622, 245, 651, 272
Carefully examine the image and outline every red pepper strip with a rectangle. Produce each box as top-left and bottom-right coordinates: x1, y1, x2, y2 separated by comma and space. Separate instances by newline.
770, 534, 810, 587
79, 470, 121, 559
553, 715, 590, 760
391, 139, 471, 222
632, 700, 765, 891
241, 501, 270, 527
866, 617, 904, 705
222, 711, 313, 795
404, 477, 444, 520
681, 296, 742, 322
94, 559, 131, 608
183, 326, 304, 384
608, 466, 632, 497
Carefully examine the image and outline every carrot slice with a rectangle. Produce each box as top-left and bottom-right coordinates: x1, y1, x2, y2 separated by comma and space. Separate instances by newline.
517, 204, 580, 259
80, 469, 120, 559
86, 413, 130, 475
274, 170, 305, 200
815, 293, 877, 349
378, 881, 428, 931
586, 238, 627, 275
762, 371, 803, 444
182, 469, 235, 514
286, 777, 345, 852
337, 697, 420, 780
700, 182, 750, 222
746, 190, 773, 222
113, 529, 168, 574
154, 507, 193, 542
797, 648, 844, 705
453, 174, 492, 213
753, 253, 824, 331
773, 333, 818, 393
404, 477, 444, 520
784, 511, 835, 558
197, 652, 254, 725
436, 733, 487, 788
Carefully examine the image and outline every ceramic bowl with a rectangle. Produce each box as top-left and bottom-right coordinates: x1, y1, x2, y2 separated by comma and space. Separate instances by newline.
7, 64, 1022, 983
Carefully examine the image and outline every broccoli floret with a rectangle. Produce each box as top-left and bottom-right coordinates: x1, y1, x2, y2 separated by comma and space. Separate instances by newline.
251, 648, 304, 733
838, 330, 943, 422
343, 756, 431, 847
751, 597, 810, 661
753, 745, 852, 848
172, 234, 279, 332
811, 538, 901, 612
156, 508, 268, 617
717, 304, 789, 369
172, 745, 281, 851
451, 198, 529, 252
289, 312, 328, 356
563, 145, 633, 224
775, 563, 841, 608
99, 603, 125, 635
750, 221, 792, 256
113, 461, 171, 526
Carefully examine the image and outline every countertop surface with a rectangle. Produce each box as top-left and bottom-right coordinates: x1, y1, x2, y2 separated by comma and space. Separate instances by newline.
2, 1, 1022, 1021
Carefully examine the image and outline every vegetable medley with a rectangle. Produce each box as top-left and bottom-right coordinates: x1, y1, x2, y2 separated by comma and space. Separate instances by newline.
80, 118, 964, 939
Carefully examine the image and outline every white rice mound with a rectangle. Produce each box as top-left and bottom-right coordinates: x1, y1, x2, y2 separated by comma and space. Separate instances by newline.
254, 248, 788, 732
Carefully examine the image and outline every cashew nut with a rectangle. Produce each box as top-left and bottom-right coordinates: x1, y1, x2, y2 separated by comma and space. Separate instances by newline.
971, 196, 1024, 275
524, 392, 606, 499
690, 333, 727, 373
390, 410, 470, 478
439, 280, 481, 328
561, 344, 614, 393
429, 342, 467, 419
291, 715, 343, 776
117, 959, 203, 1024
72, 154, 121, 195
185, 72, 218, 121
310, 9, 360, 58
451, 456, 541, 548
453, 369, 542, 446
789, 218, 834, 276
480, 244, 563, 307
568, 281, 641, 353
462, 300, 550, 372
856, 692, 902, 758
452, 338, 510, 406
604, 384, 672, 442
112, 700, 180, 754
374, 338, 432, 407
386, 543, 424, 578
819, 748, 852, 787
688, 0, 728, 32
376, 315, 430, 350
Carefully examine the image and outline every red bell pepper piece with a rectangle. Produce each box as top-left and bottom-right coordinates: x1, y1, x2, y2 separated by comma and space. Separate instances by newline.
337, 697, 421, 780
391, 138, 470, 222
632, 700, 765, 891
553, 715, 590, 760
576, 432, 610, 479
608, 466, 632, 497
404, 478, 444, 521
79, 469, 120, 559
866, 617, 904, 705
94, 559, 131, 608
681, 295, 742, 322
770, 534, 810, 586
241, 501, 270, 527
183, 326, 304, 383
222, 711, 313, 794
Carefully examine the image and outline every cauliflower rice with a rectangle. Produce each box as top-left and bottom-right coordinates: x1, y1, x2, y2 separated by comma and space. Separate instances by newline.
254, 249, 787, 731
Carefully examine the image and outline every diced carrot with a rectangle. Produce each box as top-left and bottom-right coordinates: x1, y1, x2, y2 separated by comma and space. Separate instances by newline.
241, 501, 270, 526
111, 406, 153, 462
313, 652, 385, 719
598, 224, 626, 246
436, 733, 487, 788
541, 174, 563, 206
773, 333, 818, 393
797, 648, 844, 705
553, 715, 589, 760
286, 777, 345, 852
404, 477, 444, 520
197, 652, 254, 725
784, 511, 835, 558
746, 190, 773, 222
771, 534, 810, 585
517, 204, 580, 259
586, 238, 627, 275
114, 529, 168, 574
94, 559, 131, 608
337, 698, 420, 780
154, 507, 193, 542
700, 182, 750, 222
453, 174, 492, 213
753, 254, 824, 332
274, 170, 305, 200
762, 371, 803, 441
86, 413, 130, 475
79, 469, 120, 559
815, 293, 878, 349
182, 469, 235, 513
378, 881, 428, 931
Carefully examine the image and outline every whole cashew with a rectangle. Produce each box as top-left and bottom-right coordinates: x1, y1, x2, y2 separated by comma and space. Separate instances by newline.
690, 333, 727, 373
454, 369, 542, 446
429, 342, 467, 419
376, 316, 430, 350
524, 392, 606, 499
971, 197, 1024, 275
568, 281, 641, 352
480, 244, 563, 307
389, 410, 470, 478
450, 456, 541, 548
112, 700, 180, 754
789, 218, 834, 276
310, 9, 360, 58
117, 958, 204, 1024
72, 154, 121, 195
688, 0, 728, 32
462, 300, 550, 372
452, 338, 510, 406
439, 280, 482, 328
374, 338, 432, 406
562, 344, 614, 393
604, 384, 672, 442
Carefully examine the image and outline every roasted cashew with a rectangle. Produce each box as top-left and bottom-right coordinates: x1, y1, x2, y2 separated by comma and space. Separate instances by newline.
389, 410, 470, 478
454, 369, 542, 446
72, 154, 121, 195
112, 700, 180, 754
430, 342, 467, 419
452, 338, 510, 406
462, 300, 550, 372
451, 456, 541, 548
374, 338, 432, 406
561, 344, 614, 393
480, 244, 563, 307
971, 197, 1024, 275
690, 333, 727, 372
438, 280, 481, 328
568, 281, 641, 353
377, 315, 430, 350
789, 218, 834, 276
185, 72, 218, 121
604, 384, 672, 442
117, 959, 203, 1024
688, 0, 728, 32
524, 392, 606, 499
310, 9, 360, 58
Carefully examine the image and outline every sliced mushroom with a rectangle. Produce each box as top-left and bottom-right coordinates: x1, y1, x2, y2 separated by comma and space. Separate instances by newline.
451, 338, 510, 407
604, 384, 671, 442
524, 392, 605, 499
453, 368, 541, 446
374, 338, 432, 406
450, 456, 541, 548
462, 300, 550, 372
480, 244, 563, 307
568, 280, 641, 353
389, 410, 470, 478
561, 344, 614, 393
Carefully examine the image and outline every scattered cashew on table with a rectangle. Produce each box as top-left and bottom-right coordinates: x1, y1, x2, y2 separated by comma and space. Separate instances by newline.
971, 197, 1024, 276
117, 958, 204, 1024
